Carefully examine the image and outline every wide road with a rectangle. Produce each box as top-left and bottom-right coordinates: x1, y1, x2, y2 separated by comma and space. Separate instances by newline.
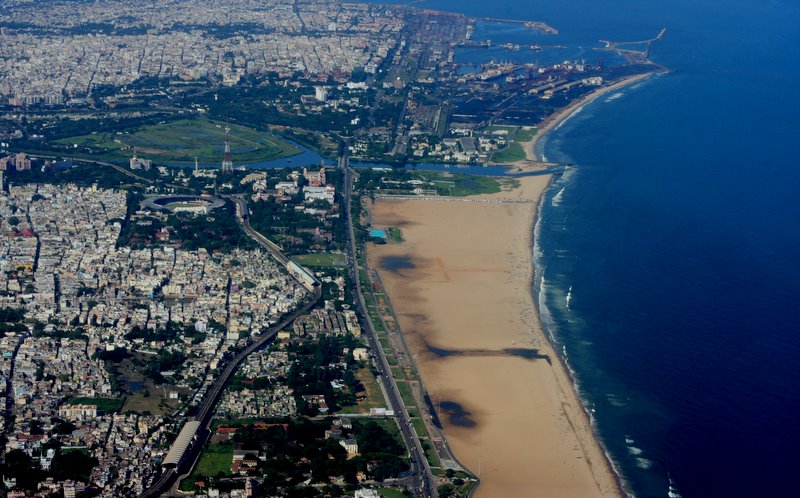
226, 195, 290, 267
28, 154, 155, 184
338, 148, 436, 497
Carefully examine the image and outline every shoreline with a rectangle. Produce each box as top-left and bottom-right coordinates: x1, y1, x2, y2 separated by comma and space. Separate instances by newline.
363, 73, 660, 497
512, 73, 659, 497
530, 184, 631, 498
504, 71, 658, 173
367, 176, 623, 497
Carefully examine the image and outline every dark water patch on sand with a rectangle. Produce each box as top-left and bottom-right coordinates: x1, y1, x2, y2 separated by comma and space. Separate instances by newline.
439, 401, 477, 428
424, 341, 550, 363
380, 255, 416, 271
505, 348, 552, 364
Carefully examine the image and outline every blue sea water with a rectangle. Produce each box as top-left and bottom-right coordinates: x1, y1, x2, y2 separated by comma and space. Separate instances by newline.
377, 0, 800, 496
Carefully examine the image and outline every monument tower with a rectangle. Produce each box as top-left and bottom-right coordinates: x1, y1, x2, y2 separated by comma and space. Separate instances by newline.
221, 126, 233, 172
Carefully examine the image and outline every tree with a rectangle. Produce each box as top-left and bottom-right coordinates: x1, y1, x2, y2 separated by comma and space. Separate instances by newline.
438, 483, 456, 498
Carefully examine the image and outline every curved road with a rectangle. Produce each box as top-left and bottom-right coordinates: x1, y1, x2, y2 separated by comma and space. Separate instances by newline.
69, 154, 427, 496
139, 199, 321, 497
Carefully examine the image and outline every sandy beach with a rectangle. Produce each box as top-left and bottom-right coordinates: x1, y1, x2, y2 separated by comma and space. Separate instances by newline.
367, 176, 622, 497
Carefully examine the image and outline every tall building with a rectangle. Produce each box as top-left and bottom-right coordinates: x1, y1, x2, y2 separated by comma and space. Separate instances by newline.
129, 149, 152, 170
314, 86, 328, 102
14, 152, 31, 171
221, 126, 233, 172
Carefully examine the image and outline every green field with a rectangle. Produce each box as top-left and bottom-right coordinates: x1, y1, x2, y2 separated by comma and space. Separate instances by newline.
421, 439, 440, 468
386, 227, 404, 243
64, 397, 123, 413
357, 418, 403, 442
356, 367, 387, 411
196, 443, 234, 476
430, 173, 512, 197
179, 442, 233, 490
397, 381, 415, 407
56, 118, 300, 165
411, 417, 428, 437
491, 142, 527, 163
514, 127, 538, 142
380, 488, 410, 498
290, 252, 347, 267
483, 125, 518, 135
391, 366, 405, 380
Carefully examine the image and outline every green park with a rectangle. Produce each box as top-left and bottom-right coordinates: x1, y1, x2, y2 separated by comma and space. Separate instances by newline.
54, 118, 300, 165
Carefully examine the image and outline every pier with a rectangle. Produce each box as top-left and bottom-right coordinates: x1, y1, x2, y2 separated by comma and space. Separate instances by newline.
598, 28, 667, 62
471, 17, 559, 35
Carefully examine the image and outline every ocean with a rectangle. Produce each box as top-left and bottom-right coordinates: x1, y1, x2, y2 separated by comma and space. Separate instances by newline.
374, 0, 800, 496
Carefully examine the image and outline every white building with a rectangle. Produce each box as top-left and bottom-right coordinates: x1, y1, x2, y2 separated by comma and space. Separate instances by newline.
58, 404, 98, 420
339, 438, 359, 456
304, 185, 335, 204
130, 154, 152, 170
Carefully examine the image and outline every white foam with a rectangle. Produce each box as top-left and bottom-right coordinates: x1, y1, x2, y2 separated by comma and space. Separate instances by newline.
606, 393, 628, 407
605, 92, 624, 102
565, 285, 573, 309
628, 446, 643, 456
636, 457, 653, 470
530, 149, 636, 498
552, 186, 566, 206
559, 165, 576, 185
555, 104, 585, 131
668, 475, 682, 498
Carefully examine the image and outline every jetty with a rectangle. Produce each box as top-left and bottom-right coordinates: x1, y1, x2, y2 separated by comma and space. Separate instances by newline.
470, 17, 559, 34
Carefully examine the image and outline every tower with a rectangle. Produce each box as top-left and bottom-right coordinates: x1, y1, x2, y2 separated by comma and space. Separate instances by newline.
221, 126, 233, 172
194, 156, 199, 176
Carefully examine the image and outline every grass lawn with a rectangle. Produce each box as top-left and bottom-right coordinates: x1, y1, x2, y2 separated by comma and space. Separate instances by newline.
122, 391, 180, 415
290, 252, 347, 267
380, 489, 409, 498
421, 172, 503, 197
421, 439, 440, 468
391, 366, 405, 381
514, 127, 538, 142
411, 417, 428, 437
357, 418, 403, 442
64, 397, 123, 413
386, 227, 404, 243
447, 175, 502, 196
483, 125, 518, 135
397, 381, 415, 407
55, 118, 300, 164
355, 367, 386, 411
491, 142, 527, 163
177, 440, 236, 492
61, 447, 91, 456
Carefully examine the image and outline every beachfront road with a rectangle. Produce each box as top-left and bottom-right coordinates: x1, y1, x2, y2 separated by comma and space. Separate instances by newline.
339, 149, 436, 497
